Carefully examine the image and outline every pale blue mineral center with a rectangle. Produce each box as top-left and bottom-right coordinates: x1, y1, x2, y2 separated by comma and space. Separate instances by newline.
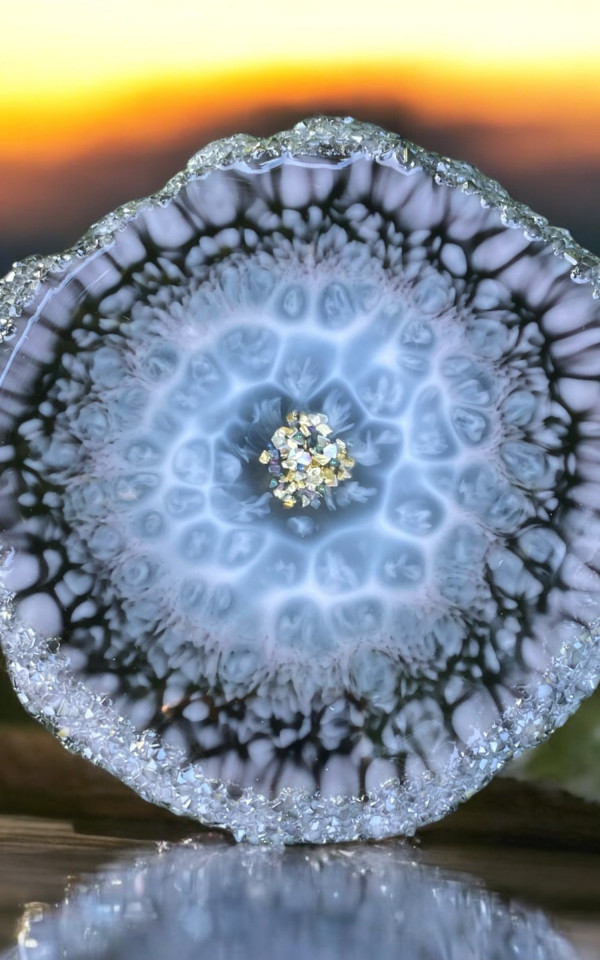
1, 117, 600, 842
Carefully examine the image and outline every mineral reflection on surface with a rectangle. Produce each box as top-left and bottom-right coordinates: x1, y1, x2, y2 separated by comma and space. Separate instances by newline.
0, 116, 600, 844
5, 844, 582, 960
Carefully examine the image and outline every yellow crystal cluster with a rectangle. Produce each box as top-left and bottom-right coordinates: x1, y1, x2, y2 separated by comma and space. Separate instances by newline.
259, 411, 355, 509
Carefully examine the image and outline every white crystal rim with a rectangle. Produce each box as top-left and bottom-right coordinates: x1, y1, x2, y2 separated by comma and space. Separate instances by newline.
2, 586, 599, 843
1, 115, 599, 344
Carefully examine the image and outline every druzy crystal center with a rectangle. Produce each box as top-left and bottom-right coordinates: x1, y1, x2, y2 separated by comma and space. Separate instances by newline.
259, 411, 355, 509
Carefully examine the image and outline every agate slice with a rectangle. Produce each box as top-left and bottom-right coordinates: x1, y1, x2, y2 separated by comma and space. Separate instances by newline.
1, 116, 600, 843
4, 843, 580, 960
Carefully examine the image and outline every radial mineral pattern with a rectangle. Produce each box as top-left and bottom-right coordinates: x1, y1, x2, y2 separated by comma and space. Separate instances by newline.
1, 116, 600, 843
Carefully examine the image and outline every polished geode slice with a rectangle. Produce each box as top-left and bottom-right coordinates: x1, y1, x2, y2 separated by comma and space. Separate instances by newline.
3, 843, 580, 960
1, 116, 600, 843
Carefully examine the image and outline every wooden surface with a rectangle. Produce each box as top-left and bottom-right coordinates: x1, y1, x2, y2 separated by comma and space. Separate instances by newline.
0, 723, 599, 956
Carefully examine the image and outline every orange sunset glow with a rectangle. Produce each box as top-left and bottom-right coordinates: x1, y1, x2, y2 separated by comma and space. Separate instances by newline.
1, 0, 599, 266
3, 61, 600, 163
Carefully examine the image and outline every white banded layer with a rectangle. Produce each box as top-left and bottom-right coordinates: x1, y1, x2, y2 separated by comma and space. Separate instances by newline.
1, 117, 600, 842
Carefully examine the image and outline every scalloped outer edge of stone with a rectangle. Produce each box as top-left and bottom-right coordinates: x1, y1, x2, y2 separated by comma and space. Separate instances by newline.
1, 115, 599, 347
1, 588, 599, 844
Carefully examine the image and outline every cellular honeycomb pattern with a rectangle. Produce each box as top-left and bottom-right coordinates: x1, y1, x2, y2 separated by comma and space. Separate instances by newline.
1, 117, 600, 842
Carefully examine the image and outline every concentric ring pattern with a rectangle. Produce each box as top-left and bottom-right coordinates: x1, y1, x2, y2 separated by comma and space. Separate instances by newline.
1, 117, 600, 842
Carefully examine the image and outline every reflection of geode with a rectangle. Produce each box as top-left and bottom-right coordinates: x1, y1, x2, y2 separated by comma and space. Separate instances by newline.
5, 843, 581, 960
1, 116, 600, 842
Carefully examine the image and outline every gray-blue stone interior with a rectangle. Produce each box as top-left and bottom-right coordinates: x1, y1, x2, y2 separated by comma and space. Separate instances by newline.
1, 153, 600, 798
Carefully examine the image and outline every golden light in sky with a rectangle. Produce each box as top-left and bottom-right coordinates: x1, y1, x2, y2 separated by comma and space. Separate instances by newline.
2, 0, 600, 161
5, 0, 600, 89
1, 0, 598, 252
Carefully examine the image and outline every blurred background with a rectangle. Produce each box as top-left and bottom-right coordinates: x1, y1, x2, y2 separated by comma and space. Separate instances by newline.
1, 0, 599, 800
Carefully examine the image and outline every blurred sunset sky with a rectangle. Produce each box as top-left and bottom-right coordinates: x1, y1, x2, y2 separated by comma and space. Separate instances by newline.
1, 0, 599, 272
